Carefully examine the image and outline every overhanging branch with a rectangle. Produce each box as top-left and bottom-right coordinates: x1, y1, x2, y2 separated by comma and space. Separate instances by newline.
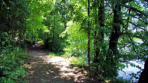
122, 4, 148, 18
122, 0, 134, 4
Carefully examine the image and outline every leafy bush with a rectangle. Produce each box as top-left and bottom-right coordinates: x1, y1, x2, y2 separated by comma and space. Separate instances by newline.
69, 56, 87, 66
109, 78, 132, 83
0, 46, 28, 83
48, 52, 57, 57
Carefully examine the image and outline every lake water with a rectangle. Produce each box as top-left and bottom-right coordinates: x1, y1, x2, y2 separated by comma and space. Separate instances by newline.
117, 60, 144, 83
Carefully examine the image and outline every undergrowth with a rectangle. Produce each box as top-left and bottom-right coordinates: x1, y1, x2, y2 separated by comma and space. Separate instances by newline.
109, 78, 132, 83
0, 46, 28, 83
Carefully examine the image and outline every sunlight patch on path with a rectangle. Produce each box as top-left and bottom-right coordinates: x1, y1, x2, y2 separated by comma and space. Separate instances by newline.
44, 56, 87, 82
47, 57, 70, 67
27, 50, 90, 83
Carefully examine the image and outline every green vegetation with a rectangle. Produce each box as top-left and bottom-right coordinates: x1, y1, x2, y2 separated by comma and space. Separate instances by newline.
69, 57, 86, 66
0, 0, 148, 82
48, 53, 57, 57
0, 46, 27, 83
109, 78, 132, 83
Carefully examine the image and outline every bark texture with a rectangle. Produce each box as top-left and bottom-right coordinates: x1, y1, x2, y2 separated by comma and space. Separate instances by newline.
87, 0, 90, 70
109, 4, 121, 55
94, 0, 105, 63
138, 59, 148, 83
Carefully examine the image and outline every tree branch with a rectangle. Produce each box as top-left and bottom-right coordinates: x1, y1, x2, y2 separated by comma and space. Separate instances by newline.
122, 0, 134, 4
122, 4, 148, 18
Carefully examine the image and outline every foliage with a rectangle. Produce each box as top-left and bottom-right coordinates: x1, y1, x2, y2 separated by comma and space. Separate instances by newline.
69, 57, 87, 66
62, 0, 148, 80
109, 78, 132, 83
0, 0, 147, 82
0, 0, 28, 82
48, 52, 57, 57
0, 46, 27, 83
64, 21, 88, 56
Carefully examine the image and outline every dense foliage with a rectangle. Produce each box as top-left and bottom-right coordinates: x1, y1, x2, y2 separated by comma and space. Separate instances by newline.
0, 0, 147, 82
0, 0, 28, 82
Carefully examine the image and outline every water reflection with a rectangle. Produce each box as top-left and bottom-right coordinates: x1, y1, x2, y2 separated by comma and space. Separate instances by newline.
117, 60, 144, 82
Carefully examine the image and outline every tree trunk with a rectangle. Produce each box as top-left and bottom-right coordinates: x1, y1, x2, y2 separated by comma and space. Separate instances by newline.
87, 0, 90, 71
51, 8, 56, 51
138, 59, 148, 83
94, 0, 105, 63
53, 10, 56, 43
109, 4, 121, 56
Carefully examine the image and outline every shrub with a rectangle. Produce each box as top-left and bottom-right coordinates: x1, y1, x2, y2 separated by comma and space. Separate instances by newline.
0, 46, 28, 83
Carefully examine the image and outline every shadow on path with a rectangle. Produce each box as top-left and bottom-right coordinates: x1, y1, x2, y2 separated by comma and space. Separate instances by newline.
25, 49, 101, 83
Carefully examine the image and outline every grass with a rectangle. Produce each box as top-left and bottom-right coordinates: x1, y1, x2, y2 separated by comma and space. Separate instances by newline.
48, 52, 86, 66
69, 56, 86, 66
48, 52, 57, 57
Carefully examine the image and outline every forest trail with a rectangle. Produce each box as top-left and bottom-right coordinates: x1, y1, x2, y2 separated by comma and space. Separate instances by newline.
25, 49, 99, 83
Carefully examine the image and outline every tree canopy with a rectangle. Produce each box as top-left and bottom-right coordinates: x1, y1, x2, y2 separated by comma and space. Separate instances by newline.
0, 0, 147, 82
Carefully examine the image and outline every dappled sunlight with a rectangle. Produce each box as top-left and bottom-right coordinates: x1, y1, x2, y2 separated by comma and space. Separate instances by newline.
1, 0, 147, 82
25, 50, 100, 83
47, 57, 70, 66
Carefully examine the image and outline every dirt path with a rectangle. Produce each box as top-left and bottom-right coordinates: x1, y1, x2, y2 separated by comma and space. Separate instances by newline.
25, 49, 100, 83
